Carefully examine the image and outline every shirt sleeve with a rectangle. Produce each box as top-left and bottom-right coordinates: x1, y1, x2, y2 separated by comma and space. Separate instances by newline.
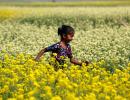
67, 44, 73, 58
45, 43, 59, 52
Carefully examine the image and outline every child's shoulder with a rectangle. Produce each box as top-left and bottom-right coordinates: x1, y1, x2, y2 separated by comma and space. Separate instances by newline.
52, 42, 71, 49
51, 42, 60, 48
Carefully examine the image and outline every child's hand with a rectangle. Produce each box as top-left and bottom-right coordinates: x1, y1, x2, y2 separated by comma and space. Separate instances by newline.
34, 58, 40, 62
82, 61, 90, 66
85, 61, 89, 66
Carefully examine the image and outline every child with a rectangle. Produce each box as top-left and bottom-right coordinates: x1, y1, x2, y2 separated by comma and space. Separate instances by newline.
35, 25, 89, 67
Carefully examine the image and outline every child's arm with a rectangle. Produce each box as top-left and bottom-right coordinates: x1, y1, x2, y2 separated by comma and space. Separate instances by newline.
70, 58, 82, 66
70, 58, 89, 66
35, 43, 59, 61
35, 48, 46, 61
68, 45, 89, 66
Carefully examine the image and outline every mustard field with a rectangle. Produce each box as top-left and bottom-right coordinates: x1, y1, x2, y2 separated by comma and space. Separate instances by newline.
0, 7, 130, 100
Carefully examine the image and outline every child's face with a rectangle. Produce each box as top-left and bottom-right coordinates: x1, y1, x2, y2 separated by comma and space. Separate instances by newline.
63, 32, 74, 42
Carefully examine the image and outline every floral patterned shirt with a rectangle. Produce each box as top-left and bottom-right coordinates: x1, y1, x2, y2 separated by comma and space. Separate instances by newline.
45, 42, 72, 63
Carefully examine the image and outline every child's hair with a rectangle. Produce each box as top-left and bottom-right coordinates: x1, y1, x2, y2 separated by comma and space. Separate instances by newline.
58, 25, 74, 38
